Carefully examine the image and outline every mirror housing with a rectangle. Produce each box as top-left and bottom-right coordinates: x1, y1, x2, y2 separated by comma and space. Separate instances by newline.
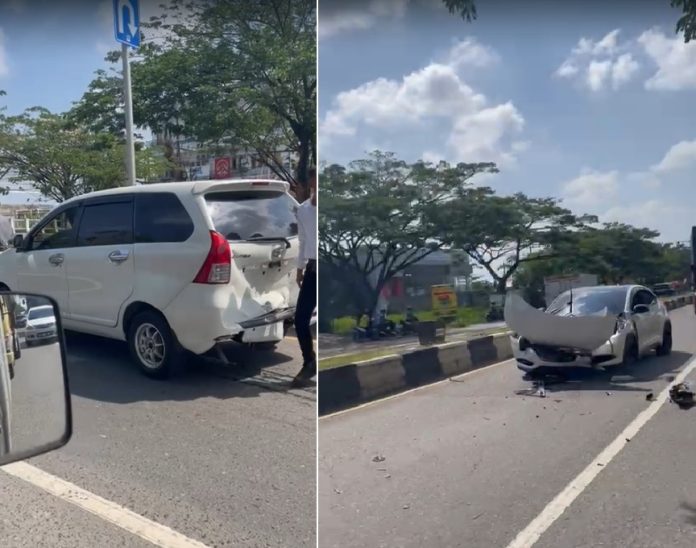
0, 292, 71, 466
632, 304, 650, 314
12, 234, 24, 250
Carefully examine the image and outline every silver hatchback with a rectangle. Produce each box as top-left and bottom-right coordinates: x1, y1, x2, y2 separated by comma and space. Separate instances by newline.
510, 285, 672, 374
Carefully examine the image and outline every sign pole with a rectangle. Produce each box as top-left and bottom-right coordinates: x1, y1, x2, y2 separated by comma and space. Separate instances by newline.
122, 43, 136, 186
114, 0, 140, 186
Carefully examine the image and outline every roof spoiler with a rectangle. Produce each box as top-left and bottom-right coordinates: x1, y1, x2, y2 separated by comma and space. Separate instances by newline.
191, 179, 290, 195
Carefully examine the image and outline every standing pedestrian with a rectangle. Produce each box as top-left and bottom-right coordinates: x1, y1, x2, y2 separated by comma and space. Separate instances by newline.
292, 167, 317, 387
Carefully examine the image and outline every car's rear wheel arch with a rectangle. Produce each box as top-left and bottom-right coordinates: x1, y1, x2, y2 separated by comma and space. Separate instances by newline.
122, 301, 163, 337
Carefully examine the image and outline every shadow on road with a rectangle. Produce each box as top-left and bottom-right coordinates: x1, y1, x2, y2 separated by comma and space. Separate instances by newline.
680, 501, 696, 526
63, 332, 314, 405
515, 351, 691, 397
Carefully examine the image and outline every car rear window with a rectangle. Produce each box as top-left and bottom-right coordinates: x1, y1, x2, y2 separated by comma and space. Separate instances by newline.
204, 190, 298, 241
135, 193, 194, 243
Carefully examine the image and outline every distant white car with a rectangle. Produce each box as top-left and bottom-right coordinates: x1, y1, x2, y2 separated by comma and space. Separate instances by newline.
24, 305, 58, 346
0, 179, 301, 377
511, 285, 672, 376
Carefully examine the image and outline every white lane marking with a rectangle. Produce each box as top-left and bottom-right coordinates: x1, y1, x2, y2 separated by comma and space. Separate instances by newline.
320, 358, 513, 420
505, 354, 696, 548
2, 462, 210, 548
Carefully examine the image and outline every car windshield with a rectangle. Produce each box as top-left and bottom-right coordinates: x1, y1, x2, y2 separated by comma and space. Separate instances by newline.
28, 308, 54, 321
546, 287, 628, 316
205, 190, 298, 241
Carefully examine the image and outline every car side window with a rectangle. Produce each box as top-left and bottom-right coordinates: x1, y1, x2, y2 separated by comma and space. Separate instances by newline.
30, 207, 79, 251
632, 290, 654, 308
77, 201, 134, 247
645, 290, 657, 305
134, 193, 194, 243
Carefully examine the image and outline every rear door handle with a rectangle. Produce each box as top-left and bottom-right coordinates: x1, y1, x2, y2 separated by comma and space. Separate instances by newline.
108, 250, 130, 264
48, 253, 64, 267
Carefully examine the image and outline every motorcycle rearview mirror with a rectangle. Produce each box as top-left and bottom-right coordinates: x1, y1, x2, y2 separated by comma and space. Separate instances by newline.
0, 292, 71, 466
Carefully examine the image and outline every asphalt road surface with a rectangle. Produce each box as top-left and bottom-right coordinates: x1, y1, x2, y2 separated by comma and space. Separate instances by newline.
0, 332, 316, 548
319, 306, 696, 548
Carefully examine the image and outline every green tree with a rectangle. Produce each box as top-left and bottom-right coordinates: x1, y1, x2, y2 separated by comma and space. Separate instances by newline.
319, 151, 498, 316
672, 0, 696, 41
74, 0, 316, 194
513, 223, 688, 306
433, 190, 592, 294
0, 107, 168, 202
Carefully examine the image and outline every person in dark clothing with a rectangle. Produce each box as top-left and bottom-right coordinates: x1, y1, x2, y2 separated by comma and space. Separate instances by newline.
292, 167, 317, 387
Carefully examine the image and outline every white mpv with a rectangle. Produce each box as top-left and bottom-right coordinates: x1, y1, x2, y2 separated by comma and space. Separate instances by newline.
1, 179, 301, 378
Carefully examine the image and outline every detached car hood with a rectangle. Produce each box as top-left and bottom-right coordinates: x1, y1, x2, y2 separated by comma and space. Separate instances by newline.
504, 292, 618, 352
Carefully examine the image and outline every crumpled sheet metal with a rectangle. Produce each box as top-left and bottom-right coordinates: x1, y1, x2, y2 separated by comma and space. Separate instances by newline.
504, 292, 618, 352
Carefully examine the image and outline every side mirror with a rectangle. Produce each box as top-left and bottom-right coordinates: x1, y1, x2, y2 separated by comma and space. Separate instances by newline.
12, 234, 24, 250
633, 304, 650, 314
0, 293, 71, 466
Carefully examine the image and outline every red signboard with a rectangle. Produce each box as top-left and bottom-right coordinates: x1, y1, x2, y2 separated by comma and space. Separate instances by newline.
214, 157, 231, 179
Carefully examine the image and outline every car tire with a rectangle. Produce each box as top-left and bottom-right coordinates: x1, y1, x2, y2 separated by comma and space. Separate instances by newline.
127, 311, 185, 379
621, 335, 639, 367
656, 324, 673, 357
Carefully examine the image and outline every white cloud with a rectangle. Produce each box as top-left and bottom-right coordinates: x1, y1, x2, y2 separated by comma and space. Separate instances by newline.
639, 28, 696, 91
445, 38, 499, 69
611, 53, 640, 89
319, 0, 409, 39
0, 29, 8, 77
555, 29, 640, 92
586, 60, 612, 92
562, 169, 619, 207
627, 171, 662, 190
603, 200, 690, 241
652, 140, 696, 173
321, 41, 524, 166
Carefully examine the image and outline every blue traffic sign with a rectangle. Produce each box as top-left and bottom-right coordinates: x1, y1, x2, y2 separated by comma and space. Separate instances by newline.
113, 0, 140, 48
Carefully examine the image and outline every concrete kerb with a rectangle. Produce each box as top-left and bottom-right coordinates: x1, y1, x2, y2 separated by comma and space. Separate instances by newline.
354, 354, 405, 401
318, 295, 693, 414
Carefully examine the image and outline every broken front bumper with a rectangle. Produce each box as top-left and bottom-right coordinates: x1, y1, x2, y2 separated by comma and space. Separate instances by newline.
511, 335, 625, 372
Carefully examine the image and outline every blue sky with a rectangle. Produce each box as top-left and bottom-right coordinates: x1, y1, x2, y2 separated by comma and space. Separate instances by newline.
319, 0, 696, 244
0, 0, 160, 205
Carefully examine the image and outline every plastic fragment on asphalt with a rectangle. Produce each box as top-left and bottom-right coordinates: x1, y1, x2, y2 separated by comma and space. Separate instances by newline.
669, 382, 695, 409
372, 455, 386, 463
646, 393, 655, 401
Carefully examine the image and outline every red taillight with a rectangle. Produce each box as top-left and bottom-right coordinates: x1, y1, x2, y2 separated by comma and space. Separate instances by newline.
193, 231, 232, 284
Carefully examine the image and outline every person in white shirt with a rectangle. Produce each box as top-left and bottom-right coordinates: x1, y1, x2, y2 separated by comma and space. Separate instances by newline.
292, 167, 317, 387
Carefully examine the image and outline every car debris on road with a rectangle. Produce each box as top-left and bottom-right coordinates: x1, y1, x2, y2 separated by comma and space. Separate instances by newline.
669, 382, 695, 409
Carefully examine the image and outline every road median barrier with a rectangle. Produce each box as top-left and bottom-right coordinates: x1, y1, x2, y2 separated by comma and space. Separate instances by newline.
318, 295, 694, 415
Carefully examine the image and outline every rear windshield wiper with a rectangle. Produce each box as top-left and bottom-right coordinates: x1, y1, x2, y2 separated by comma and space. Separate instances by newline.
245, 236, 291, 249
